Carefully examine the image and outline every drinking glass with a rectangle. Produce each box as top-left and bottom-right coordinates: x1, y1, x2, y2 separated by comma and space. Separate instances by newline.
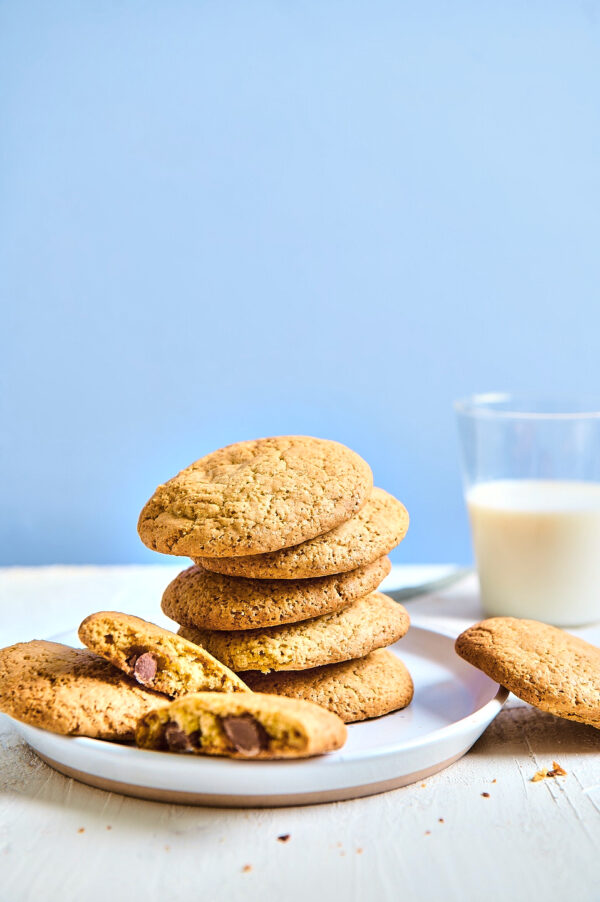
455, 393, 600, 626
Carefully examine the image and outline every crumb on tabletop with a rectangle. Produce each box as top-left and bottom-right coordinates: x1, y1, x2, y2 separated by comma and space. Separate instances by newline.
242, 864, 252, 873
77, 827, 85, 834
424, 830, 431, 836
438, 818, 444, 823
492, 779, 497, 783
532, 762, 568, 782
481, 792, 490, 798
356, 848, 363, 854
277, 834, 291, 843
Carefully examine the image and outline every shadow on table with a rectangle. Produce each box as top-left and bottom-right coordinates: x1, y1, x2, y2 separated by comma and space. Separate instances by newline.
470, 702, 600, 758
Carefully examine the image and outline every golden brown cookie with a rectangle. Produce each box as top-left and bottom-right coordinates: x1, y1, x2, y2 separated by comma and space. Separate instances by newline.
244, 649, 414, 723
138, 436, 373, 558
78, 612, 249, 696
161, 557, 391, 631
455, 617, 600, 729
0, 640, 168, 740
135, 691, 347, 759
178, 592, 410, 673
196, 487, 408, 579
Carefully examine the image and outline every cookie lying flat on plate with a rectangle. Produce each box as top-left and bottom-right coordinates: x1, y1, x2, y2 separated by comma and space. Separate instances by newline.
78, 612, 249, 696
456, 617, 600, 729
137, 435, 373, 558
196, 487, 408, 579
244, 649, 414, 723
136, 691, 347, 759
178, 592, 410, 674
161, 557, 391, 631
0, 640, 168, 740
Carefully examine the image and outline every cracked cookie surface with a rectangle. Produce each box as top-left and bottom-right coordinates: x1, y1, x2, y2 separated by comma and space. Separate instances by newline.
456, 617, 600, 729
196, 487, 408, 579
0, 640, 168, 739
78, 612, 249, 696
161, 557, 391, 630
178, 592, 410, 673
137, 436, 373, 558
244, 649, 414, 722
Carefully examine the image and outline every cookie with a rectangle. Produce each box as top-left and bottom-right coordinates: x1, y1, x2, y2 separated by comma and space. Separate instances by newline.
196, 487, 408, 579
0, 640, 168, 740
135, 691, 347, 759
78, 612, 249, 696
455, 617, 600, 729
138, 436, 373, 558
161, 557, 391, 631
244, 649, 414, 723
178, 592, 410, 673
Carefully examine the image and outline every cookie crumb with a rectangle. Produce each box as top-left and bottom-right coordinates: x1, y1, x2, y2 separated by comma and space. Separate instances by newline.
356, 848, 363, 854
277, 834, 291, 843
532, 761, 567, 781
424, 830, 431, 836
481, 792, 490, 798
106, 826, 112, 831
77, 828, 85, 834
491, 779, 497, 784
438, 818, 444, 823
421, 783, 426, 788
242, 864, 252, 873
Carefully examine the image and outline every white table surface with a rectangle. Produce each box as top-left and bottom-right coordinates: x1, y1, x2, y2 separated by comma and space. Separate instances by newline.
1, 564, 599, 902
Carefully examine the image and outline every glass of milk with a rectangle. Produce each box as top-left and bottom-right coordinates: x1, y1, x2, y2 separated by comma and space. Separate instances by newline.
455, 393, 600, 626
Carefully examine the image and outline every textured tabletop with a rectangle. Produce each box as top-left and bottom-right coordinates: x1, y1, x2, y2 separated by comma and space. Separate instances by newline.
1, 565, 599, 902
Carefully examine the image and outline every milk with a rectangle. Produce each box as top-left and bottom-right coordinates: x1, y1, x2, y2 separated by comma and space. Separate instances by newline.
467, 480, 600, 626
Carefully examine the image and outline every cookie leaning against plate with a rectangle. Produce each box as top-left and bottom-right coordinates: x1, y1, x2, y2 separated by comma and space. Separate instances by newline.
244, 649, 414, 723
196, 487, 408, 579
0, 640, 168, 740
178, 592, 410, 673
455, 617, 600, 729
161, 557, 391, 631
78, 612, 249, 696
138, 435, 373, 558
136, 691, 347, 759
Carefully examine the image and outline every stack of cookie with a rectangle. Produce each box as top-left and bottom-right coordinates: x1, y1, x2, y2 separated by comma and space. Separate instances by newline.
138, 435, 414, 723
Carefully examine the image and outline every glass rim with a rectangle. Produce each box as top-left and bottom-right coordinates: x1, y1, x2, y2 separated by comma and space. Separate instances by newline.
454, 392, 600, 421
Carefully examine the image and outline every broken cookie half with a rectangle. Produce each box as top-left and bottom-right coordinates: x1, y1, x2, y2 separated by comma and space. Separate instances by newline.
78, 612, 249, 698
135, 691, 348, 759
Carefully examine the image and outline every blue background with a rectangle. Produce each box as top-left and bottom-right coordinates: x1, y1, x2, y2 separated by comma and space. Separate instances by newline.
2, 1, 599, 566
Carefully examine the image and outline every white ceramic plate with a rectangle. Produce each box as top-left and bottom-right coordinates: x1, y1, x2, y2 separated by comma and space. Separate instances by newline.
7, 625, 507, 807
382, 564, 472, 600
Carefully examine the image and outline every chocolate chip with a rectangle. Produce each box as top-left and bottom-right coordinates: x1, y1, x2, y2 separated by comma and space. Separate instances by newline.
164, 721, 201, 753
221, 714, 269, 757
131, 652, 157, 685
